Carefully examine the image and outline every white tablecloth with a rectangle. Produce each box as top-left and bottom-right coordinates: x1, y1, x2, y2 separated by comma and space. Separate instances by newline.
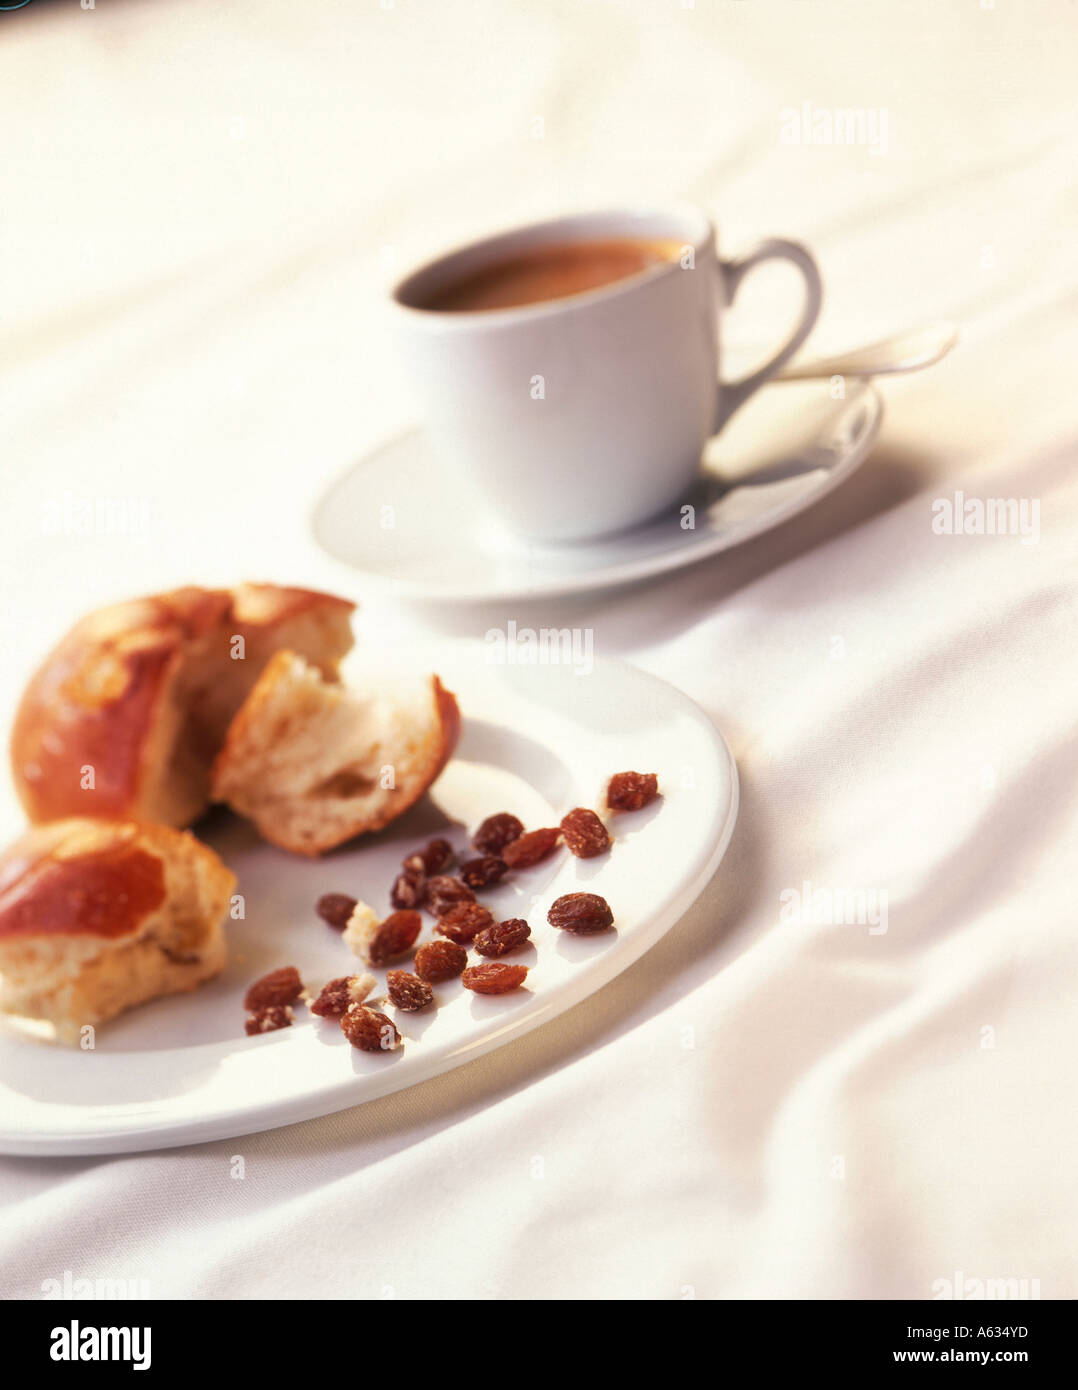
2, 0, 1076, 1300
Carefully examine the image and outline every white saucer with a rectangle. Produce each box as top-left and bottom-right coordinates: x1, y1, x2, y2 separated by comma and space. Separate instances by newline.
312, 380, 882, 602
0, 653, 737, 1156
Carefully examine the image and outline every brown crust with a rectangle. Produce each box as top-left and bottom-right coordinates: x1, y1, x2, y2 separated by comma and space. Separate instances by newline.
10, 591, 221, 823
229, 582, 354, 627
10, 584, 355, 826
0, 819, 200, 941
431, 677, 462, 784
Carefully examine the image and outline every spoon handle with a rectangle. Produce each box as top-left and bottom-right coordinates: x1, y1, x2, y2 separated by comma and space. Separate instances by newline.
775, 322, 958, 381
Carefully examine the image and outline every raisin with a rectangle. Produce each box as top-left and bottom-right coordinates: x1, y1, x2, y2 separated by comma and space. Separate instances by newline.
501, 827, 560, 869
547, 892, 614, 934
560, 807, 611, 859
244, 966, 303, 1012
245, 1005, 294, 1035
462, 963, 528, 995
390, 867, 425, 910
369, 910, 422, 965
403, 837, 454, 874
414, 939, 468, 983
386, 970, 435, 1012
424, 875, 476, 916
310, 974, 376, 1018
316, 893, 357, 930
459, 855, 508, 888
606, 771, 659, 813
340, 1005, 401, 1052
436, 902, 494, 944
473, 918, 531, 957
473, 813, 524, 856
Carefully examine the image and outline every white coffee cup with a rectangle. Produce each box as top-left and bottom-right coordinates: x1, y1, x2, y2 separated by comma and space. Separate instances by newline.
392, 206, 822, 543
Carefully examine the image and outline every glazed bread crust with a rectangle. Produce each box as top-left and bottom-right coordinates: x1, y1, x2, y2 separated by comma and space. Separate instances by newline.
10, 583, 355, 828
0, 818, 236, 1034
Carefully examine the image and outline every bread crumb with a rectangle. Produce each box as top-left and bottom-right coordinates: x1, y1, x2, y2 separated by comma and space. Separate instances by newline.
348, 972, 377, 1004
342, 901, 380, 964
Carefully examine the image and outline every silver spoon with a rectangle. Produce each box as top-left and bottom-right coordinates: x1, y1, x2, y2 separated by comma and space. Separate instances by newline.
775, 320, 958, 381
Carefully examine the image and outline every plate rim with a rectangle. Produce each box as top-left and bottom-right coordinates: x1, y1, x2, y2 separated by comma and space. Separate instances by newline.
0, 658, 739, 1156
311, 382, 883, 602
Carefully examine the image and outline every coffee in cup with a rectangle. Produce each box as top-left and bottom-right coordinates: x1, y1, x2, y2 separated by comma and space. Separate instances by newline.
419, 237, 685, 314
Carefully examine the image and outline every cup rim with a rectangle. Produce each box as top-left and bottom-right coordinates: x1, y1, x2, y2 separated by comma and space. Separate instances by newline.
391, 204, 715, 328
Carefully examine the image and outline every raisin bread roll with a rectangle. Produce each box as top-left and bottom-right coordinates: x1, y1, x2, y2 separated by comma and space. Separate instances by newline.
0, 818, 236, 1036
11, 583, 355, 829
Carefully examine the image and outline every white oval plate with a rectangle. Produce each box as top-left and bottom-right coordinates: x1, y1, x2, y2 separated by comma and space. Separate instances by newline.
0, 655, 737, 1156
312, 380, 882, 602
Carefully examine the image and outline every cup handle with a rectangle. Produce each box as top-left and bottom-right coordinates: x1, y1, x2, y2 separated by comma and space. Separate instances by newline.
716, 238, 823, 429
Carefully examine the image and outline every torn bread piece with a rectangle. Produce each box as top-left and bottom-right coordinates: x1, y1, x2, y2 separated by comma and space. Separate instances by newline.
11, 583, 355, 829
210, 652, 461, 856
0, 818, 235, 1038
